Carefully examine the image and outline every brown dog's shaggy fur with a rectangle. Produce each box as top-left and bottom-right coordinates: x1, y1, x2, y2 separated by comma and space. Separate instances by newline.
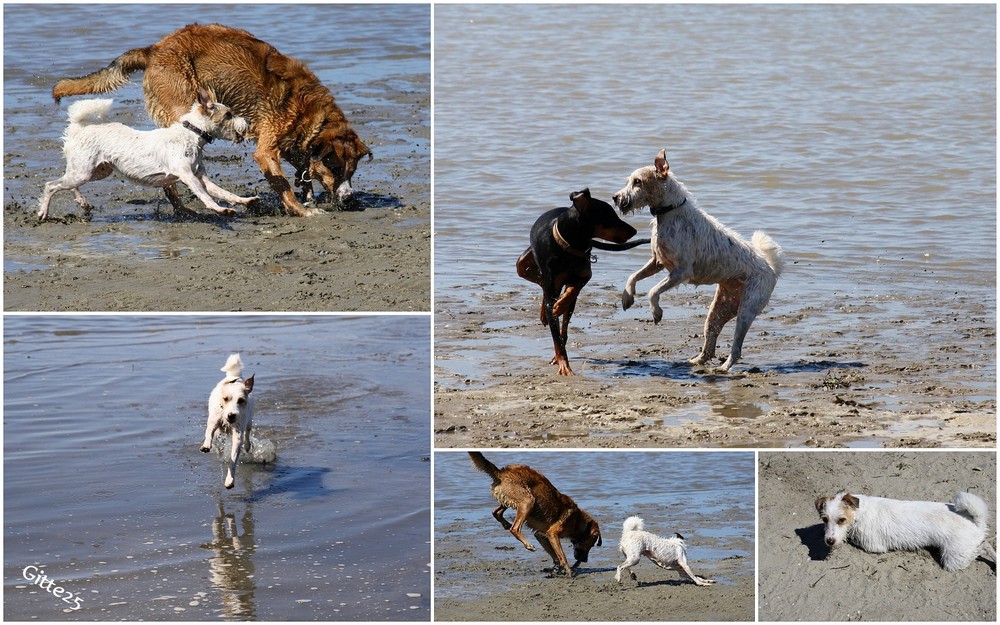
469, 451, 602, 576
53, 23, 371, 217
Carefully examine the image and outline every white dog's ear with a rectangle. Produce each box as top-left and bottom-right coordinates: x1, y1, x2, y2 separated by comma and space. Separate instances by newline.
243, 374, 255, 393
815, 496, 831, 513
841, 494, 860, 510
654, 149, 670, 177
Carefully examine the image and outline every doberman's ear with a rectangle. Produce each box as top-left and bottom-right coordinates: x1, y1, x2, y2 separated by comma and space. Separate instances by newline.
570, 188, 591, 210
654, 149, 669, 177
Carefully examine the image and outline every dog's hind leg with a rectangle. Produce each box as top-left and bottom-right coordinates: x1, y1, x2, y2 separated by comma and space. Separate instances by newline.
37, 162, 105, 221
690, 279, 743, 367
719, 275, 773, 372
622, 256, 661, 310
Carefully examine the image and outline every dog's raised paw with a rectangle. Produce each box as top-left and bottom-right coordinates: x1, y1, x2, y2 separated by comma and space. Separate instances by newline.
200, 446, 210, 453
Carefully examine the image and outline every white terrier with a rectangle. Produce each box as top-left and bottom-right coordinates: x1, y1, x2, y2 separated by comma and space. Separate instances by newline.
815, 491, 996, 571
201, 354, 255, 489
615, 516, 715, 586
38, 89, 256, 221
614, 148, 785, 372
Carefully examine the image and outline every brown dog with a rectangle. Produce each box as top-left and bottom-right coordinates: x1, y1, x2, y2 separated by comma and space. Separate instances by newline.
469, 451, 602, 576
53, 23, 371, 217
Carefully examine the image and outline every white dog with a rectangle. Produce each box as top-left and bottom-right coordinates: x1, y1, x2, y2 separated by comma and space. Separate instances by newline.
815, 491, 996, 571
201, 354, 255, 489
613, 148, 785, 372
38, 89, 255, 221
615, 516, 715, 586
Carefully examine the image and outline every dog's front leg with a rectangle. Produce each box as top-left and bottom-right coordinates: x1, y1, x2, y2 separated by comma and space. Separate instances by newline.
623, 257, 661, 310
225, 427, 242, 489
201, 421, 219, 452
253, 143, 318, 217
201, 175, 259, 206
535, 529, 572, 575
175, 168, 237, 217
647, 268, 690, 324
163, 184, 198, 216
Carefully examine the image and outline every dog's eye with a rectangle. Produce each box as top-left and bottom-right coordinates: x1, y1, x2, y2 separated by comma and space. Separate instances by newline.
237, 398, 246, 405
837, 518, 847, 525
820, 516, 829, 523
632, 179, 641, 187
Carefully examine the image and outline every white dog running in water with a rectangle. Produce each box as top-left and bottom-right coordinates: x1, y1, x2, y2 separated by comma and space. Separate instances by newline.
38, 89, 255, 221
615, 516, 715, 585
614, 148, 785, 372
815, 491, 997, 571
201, 354, 255, 489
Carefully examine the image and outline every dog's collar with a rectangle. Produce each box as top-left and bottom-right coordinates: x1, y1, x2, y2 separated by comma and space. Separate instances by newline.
552, 222, 591, 258
651, 197, 687, 216
182, 121, 215, 144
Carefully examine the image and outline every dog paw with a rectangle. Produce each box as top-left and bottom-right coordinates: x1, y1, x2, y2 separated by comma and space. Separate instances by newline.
200, 446, 211, 453
621, 291, 634, 310
651, 309, 663, 324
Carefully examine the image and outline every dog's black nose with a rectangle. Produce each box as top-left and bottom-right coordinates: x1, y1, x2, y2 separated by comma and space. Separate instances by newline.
825, 537, 835, 546
227, 414, 237, 423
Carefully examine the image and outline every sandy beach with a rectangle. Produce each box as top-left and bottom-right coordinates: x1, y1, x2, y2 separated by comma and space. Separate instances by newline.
758, 451, 996, 621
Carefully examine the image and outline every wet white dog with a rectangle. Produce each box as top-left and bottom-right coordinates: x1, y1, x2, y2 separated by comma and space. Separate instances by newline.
815, 491, 996, 571
201, 354, 255, 489
614, 148, 785, 372
38, 89, 255, 221
615, 516, 715, 585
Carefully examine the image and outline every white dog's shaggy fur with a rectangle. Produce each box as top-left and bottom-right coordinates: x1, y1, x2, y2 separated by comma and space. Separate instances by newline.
38, 89, 255, 221
614, 148, 785, 372
615, 516, 715, 586
201, 354, 255, 489
815, 491, 996, 571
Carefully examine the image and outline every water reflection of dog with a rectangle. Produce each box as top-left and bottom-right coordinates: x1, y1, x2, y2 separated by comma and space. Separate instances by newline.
201, 499, 257, 619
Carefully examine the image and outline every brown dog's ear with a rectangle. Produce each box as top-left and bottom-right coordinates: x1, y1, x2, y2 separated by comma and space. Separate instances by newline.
654, 148, 670, 177
841, 493, 860, 510
815, 496, 831, 513
243, 374, 255, 394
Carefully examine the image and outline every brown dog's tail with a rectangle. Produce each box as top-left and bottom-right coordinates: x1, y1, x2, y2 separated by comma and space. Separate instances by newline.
53, 47, 151, 103
468, 451, 501, 479
591, 238, 651, 252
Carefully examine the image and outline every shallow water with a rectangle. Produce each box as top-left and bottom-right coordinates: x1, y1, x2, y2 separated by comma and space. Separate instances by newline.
3, 3, 429, 217
434, 450, 754, 601
434, 5, 995, 397
3, 315, 430, 620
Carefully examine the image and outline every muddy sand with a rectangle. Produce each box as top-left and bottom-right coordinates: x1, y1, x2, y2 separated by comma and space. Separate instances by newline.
758, 451, 996, 621
434, 557, 754, 622
435, 519, 753, 622
3, 82, 429, 312
434, 285, 995, 448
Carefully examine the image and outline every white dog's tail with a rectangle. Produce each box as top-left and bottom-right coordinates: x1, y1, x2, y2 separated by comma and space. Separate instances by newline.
623, 516, 645, 533
66, 99, 114, 125
220, 353, 244, 379
751, 231, 785, 278
953, 492, 989, 531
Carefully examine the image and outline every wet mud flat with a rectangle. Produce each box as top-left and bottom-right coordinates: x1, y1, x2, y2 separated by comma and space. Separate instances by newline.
434, 284, 996, 449
434, 532, 753, 622
4, 80, 429, 312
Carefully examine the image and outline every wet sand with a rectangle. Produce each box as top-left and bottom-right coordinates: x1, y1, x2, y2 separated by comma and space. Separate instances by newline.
758, 451, 996, 621
433, 556, 754, 622
434, 285, 995, 449
4, 81, 429, 312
